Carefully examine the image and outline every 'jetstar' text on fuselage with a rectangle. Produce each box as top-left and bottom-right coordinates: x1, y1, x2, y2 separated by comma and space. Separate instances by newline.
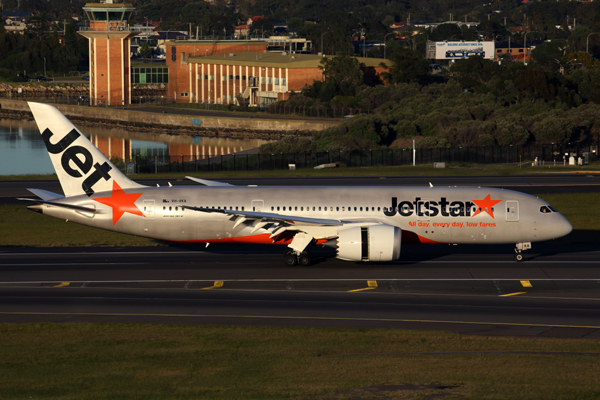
384, 197, 493, 218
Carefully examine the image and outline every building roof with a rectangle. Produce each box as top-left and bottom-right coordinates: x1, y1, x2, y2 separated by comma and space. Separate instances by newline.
83, 2, 133, 7
188, 51, 386, 69
167, 39, 267, 46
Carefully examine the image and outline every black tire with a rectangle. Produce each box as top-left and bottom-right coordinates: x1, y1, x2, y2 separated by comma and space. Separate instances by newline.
299, 253, 312, 266
284, 254, 298, 267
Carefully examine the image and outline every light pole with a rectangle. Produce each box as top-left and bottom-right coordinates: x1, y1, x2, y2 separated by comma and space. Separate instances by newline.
383, 32, 395, 59
321, 30, 330, 56
587, 32, 600, 54
362, 29, 366, 58
524, 30, 540, 65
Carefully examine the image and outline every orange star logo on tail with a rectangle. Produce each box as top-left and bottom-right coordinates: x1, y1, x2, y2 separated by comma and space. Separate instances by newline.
93, 181, 144, 225
472, 194, 501, 218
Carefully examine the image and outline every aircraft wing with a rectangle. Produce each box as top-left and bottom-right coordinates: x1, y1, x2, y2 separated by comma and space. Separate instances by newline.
182, 205, 343, 227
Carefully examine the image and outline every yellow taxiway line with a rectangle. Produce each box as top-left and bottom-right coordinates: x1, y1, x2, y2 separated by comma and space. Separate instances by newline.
348, 280, 378, 292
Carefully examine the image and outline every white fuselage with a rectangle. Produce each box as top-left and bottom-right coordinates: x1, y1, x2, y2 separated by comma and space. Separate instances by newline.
41, 185, 573, 247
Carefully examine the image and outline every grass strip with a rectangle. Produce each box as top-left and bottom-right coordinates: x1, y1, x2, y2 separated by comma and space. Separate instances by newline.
1, 193, 598, 247
0, 323, 599, 399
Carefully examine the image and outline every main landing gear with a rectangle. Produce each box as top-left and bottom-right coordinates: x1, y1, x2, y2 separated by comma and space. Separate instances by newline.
284, 248, 312, 267
514, 242, 531, 262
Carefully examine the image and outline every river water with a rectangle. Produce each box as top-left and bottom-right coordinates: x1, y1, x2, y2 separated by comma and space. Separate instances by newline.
0, 118, 269, 176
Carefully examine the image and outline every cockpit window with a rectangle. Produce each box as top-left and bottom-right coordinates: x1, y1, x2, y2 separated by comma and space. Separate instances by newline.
539, 206, 552, 213
548, 205, 558, 212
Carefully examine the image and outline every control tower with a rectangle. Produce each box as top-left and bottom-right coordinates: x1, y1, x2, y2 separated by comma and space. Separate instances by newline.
79, 0, 138, 106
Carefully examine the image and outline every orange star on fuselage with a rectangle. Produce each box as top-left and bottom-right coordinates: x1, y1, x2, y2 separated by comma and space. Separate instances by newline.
471, 194, 501, 218
93, 181, 144, 225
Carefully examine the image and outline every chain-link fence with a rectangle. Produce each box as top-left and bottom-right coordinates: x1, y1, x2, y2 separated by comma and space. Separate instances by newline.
129, 143, 599, 174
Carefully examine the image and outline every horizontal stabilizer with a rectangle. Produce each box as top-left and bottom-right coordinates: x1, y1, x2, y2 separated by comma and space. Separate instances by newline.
185, 176, 234, 186
27, 188, 64, 201
17, 198, 102, 213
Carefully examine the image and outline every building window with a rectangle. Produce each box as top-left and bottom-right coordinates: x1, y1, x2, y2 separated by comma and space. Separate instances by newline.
282, 78, 287, 86
209, 75, 214, 81
268, 77, 272, 85
275, 78, 279, 85
261, 77, 266, 84
181, 92, 189, 97
222, 76, 227, 81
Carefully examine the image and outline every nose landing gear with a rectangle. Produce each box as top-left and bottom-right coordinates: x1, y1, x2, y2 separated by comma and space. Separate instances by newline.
514, 242, 531, 262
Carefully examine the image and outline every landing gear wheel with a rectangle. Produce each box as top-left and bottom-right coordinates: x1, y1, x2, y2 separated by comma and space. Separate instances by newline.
284, 253, 298, 267
298, 252, 312, 266
515, 253, 523, 262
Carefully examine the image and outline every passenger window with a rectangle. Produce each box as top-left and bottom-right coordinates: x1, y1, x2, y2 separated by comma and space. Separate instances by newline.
318, 207, 321, 211
360, 207, 363, 211
242, 207, 244, 211
283, 207, 286, 211
277, 206, 280, 211
301, 207, 304, 211
313, 207, 316, 211
378, 207, 380, 211
163, 206, 165, 210
271, 206, 274, 211
169, 206, 172, 211
354, 207, 357, 211
336, 207, 339, 211
295, 206, 298, 211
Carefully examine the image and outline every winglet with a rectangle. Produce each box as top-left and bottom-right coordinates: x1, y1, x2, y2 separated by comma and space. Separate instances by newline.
185, 176, 234, 186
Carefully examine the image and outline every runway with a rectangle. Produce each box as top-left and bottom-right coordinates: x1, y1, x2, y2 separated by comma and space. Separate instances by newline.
1, 243, 600, 338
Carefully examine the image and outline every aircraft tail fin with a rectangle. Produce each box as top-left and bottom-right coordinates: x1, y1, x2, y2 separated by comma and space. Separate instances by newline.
28, 102, 146, 197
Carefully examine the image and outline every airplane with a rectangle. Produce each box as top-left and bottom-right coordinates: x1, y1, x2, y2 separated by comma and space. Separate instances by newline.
19, 102, 573, 266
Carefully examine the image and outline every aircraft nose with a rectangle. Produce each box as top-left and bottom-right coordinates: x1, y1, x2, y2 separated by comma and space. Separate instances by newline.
556, 215, 573, 238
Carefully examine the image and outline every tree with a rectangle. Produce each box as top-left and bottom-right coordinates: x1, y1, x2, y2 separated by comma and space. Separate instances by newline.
250, 17, 274, 37
531, 40, 565, 73
302, 54, 365, 101
139, 41, 153, 60
380, 45, 429, 84
450, 56, 502, 89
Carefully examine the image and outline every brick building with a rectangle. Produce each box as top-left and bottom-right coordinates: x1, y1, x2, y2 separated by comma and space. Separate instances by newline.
166, 51, 387, 106
79, 1, 138, 106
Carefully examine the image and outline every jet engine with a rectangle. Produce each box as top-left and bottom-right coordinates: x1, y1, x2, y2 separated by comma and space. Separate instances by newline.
335, 224, 401, 262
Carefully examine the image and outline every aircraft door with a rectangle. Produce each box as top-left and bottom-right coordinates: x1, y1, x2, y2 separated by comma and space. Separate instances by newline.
143, 200, 155, 220
252, 200, 264, 212
506, 201, 519, 222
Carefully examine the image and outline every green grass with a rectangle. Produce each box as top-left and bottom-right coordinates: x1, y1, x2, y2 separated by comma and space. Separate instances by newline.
0, 204, 160, 247
2, 162, 600, 181
1, 193, 598, 247
0, 324, 599, 399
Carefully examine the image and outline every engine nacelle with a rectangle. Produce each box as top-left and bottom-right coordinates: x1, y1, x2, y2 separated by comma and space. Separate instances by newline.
335, 224, 401, 262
